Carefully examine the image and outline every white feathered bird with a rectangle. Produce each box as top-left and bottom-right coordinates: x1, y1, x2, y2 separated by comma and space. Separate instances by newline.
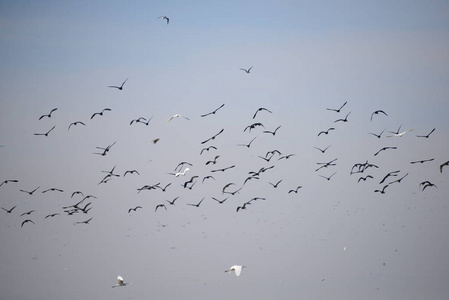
225, 265, 246, 276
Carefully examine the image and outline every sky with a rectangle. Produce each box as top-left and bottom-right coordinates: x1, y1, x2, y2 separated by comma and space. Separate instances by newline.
1, 1, 449, 299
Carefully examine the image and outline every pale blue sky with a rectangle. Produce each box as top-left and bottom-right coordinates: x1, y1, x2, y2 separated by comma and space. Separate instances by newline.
1, 1, 449, 299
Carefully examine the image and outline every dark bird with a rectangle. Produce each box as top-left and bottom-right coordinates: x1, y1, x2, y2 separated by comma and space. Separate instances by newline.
128, 206, 142, 213
187, 197, 204, 208
201, 104, 225, 117
34, 126, 55, 137
268, 180, 282, 188
278, 154, 295, 160
94, 141, 116, 156
20, 186, 40, 195
44, 213, 60, 219
416, 128, 435, 138
200, 145, 217, 155
68, 121, 86, 130
368, 128, 386, 139
202, 176, 215, 183
387, 124, 402, 135
71, 191, 84, 198
240, 66, 252, 73
201, 129, 224, 144
211, 165, 235, 172
222, 183, 236, 193
158, 16, 169, 24
334, 112, 351, 123
318, 128, 335, 136
244, 123, 264, 133
74, 217, 93, 225
358, 175, 373, 182
101, 165, 120, 178
326, 101, 347, 113
374, 185, 389, 194
243, 176, 259, 185
39, 108, 58, 120
42, 188, 64, 193
166, 197, 179, 205
320, 172, 336, 181
20, 210, 36, 216
124, 170, 140, 176
374, 146, 397, 156
156, 183, 172, 192
183, 176, 199, 188
223, 187, 242, 195
258, 154, 274, 162
21, 219, 35, 227
410, 158, 434, 164
206, 155, 220, 165
91, 108, 111, 119
379, 170, 400, 184
288, 186, 303, 194
389, 173, 408, 184
108, 78, 128, 90
0, 179, 19, 187
153, 138, 160, 144
237, 137, 256, 148
314, 145, 332, 153
236, 202, 250, 212
184, 180, 197, 190
420, 181, 437, 191
1, 205, 17, 214
315, 158, 338, 172
253, 107, 272, 119
174, 161, 193, 172
263, 125, 281, 136
370, 110, 388, 121
212, 197, 228, 204
440, 160, 449, 173
129, 117, 147, 125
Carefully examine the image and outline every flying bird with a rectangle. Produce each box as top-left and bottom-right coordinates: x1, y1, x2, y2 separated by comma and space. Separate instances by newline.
39, 108, 58, 120
253, 107, 272, 119
212, 197, 228, 204
268, 180, 282, 188
386, 128, 414, 137
112, 275, 129, 288
314, 145, 332, 153
440, 160, 449, 173
379, 170, 400, 184
368, 128, 386, 139
174, 162, 193, 172
211, 165, 235, 172
34, 126, 55, 137
326, 101, 347, 113
410, 158, 434, 164
278, 154, 295, 160
21, 210, 36, 216
416, 128, 435, 138
420, 181, 437, 191
168, 114, 190, 122
128, 206, 142, 213
200, 145, 217, 155
21, 219, 35, 228
205, 155, 220, 165
320, 172, 337, 181
74, 217, 93, 225
201, 104, 225, 117
201, 129, 224, 144
108, 78, 128, 90
158, 16, 169, 24
237, 137, 256, 148
68, 121, 86, 130
168, 168, 190, 177
225, 265, 246, 276
20, 186, 40, 195
0, 179, 19, 187
374, 185, 389, 194
156, 183, 172, 192
389, 173, 408, 184
374, 146, 397, 156
155, 204, 167, 212
318, 128, 335, 136
358, 175, 373, 182
263, 125, 281, 136
240, 66, 252, 73
334, 112, 351, 123
244, 123, 264, 132
91, 108, 111, 119
202, 176, 215, 183
187, 197, 204, 207
1, 205, 17, 214
124, 170, 140, 176
44, 213, 60, 219
166, 197, 179, 205
71, 191, 84, 198
370, 110, 388, 121
288, 186, 303, 194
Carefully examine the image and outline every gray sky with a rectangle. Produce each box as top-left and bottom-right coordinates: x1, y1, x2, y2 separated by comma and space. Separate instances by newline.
1, 1, 449, 299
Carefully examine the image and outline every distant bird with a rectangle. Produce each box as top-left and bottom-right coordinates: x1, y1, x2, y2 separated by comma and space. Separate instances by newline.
374, 146, 397, 156
1, 205, 17, 214
187, 197, 204, 207
370, 110, 388, 121
420, 181, 437, 191
34, 126, 55, 137
44, 213, 60, 219
168, 114, 190, 122
155, 204, 167, 212
0, 179, 19, 187
21, 219, 35, 227
124, 170, 140, 176
240, 66, 252, 73
263, 125, 281, 136
318, 128, 335, 136
374, 185, 389, 194
268, 180, 282, 188
200, 145, 217, 155
368, 128, 386, 139
68, 121, 86, 130
389, 173, 408, 184
379, 170, 400, 184
244, 123, 264, 132
39, 108, 58, 120
278, 154, 295, 160
112, 275, 129, 288
410, 158, 434, 164
21, 210, 36, 217
334, 112, 351, 123
288, 186, 303, 194
153, 138, 160, 144
91, 108, 111, 119
166, 197, 179, 205
20, 186, 40, 195
202, 176, 215, 183
71, 191, 84, 198
225, 265, 246, 276
314, 145, 332, 153
211, 165, 235, 172
440, 160, 449, 173
168, 168, 190, 177
253, 107, 272, 119
108, 78, 128, 90
94, 141, 116, 156
320, 172, 336, 181
174, 162, 193, 172
74, 217, 93, 225
42, 188, 64, 193
129, 117, 147, 125
183, 176, 199, 188
156, 183, 172, 192
315, 158, 338, 172
326, 101, 347, 113
387, 124, 402, 135
157, 16, 169, 24
201, 129, 224, 144
206, 155, 220, 165
358, 175, 373, 182
386, 128, 414, 138
416, 128, 435, 138
212, 197, 228, 204
236, 202, 250, 212
201, 104, 225, 117
128, 206, 142, 213
237, 137, 256, 148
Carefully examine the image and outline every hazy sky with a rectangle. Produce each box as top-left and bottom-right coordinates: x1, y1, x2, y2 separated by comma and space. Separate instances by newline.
1, 1, 449, 299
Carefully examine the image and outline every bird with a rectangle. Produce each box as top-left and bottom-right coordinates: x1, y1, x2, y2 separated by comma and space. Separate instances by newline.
374, 146, 397, 156
268, 180, 282, 188
263, 125, 281, 136
1, 205, 17, 214
187, 197, 204, 207
108, 78, 128, 90
44, 213, 60, 219
370, 110, 388, 121
288, 186, 303, 194
174, 162, 193, 172
240, 66, 252, 73
205, 155, 220, 165
387, 125, 402, 135
183, 176, 199, 188
318, 128, 335, 136
334, 112, 351, 123
379, 170, 400, 184
202, 176, 215, 183
244, 123, 264, 132
91, 108, 111, 119
200, 145, 217, 155
129, 117, 147, 125
420, 181, 437, 191
124, 170, 140, 176
74, 217, 93, 225
34, 126, 55, 137
0, 179, 19, 187
416, 128, 435, 138
236, 202, 250, 212
320, 172, 336, 181
389, 173, 408, 184
21, 219, 35, 227
253, 107, 272, 119
71, 191, 84, 198
326, 101, 347, 113
225, 265, 246, 276
440, 160, 449, 173
128, 206, 142, 213
201, 129, 224, 144
358, 175, 373, 182
368, 128, 386, 139
67, 121, 86, 130
156, 183, 172, 192
157, 16, 169, 24
39, 108, 58, 120
42, 188, 64, 193
112, 275, 129, 288
166, 197, 179, 205
278, 154, 295, 160
20, 186, 40, 195
314, 145, 332, 153
410, 158, 434, 164
155, 204, 167, 212
168, 168, 190, 177
168, 114, 190, 122
315, 158, 338, 172
211, 165, 235, 172
374, 185, 389, 194
201, 104, 225, 117
386, 128, 414, 137
212, 197, 228, 204
237, 137, 256, 148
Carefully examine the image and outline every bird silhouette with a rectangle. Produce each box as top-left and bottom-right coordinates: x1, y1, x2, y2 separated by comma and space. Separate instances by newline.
370, 110, 388, 121
166, 197, 179, 205
156, 183, 172, 192
212, 197, 228, 204
1, 205, 17, 214
155, 204, 167, 212
200, 145, 218, 155
237, 137, 256, 148
386, 128, 414, 137
91, 108, 111, 119
334, 112, 351, 123
374, 146, 397, 156
326, 101, 347, 113
187, 197, 204, 207
358, 175, 373, 182
124, 170, 140, 176
244, 123, 264, 132
44, 213, 60, 219
158, 16, 169, 24
68, 121, 86, 130
240, 66, 252, 73
263, 125, 281, 136
314, 145, 332, 153
202, 176, 215, 183
288, 186, 303, 194
416, 128, 435, 138
440, 160, 449, 173
278, 154, 295, 160
253, 107, 272, 119
410, 158, 434, 164
268, 180, 282, 188
128, 206, 142, 213
74, 217, 93, 225
318, 128, 335, 136
205, 155, 220, 165
42, 188, 64, 193
368, 128, 386, 139
211, 165, 235, 172
201, 104, 225, 117
201, 129, 224, 144
71, 191, 84, 198
0, 179, 19, 187
389, 173, 408, 184
108, 78, 128, 90
320, 172, 336, 181
21, 219, 35, 227
374, 185, 389, 194
20, 186, 40, 195
379, 170, 400, 184
39, 108, 58, 120
34, 126, 55, 137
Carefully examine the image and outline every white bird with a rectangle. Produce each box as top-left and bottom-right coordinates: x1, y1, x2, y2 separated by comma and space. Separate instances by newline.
112, 275, 129, 288
386, 128, 414, 137
225, 265, 246, 276
169, 168, 190, 177
168, 114, 190, 122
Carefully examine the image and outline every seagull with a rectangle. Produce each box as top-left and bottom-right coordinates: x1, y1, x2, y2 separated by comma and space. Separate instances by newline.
44, 213, 60, 219
370, 110, 388, 121
374, 185, 389, 194
201, 129, 224, 144
225, 265, 246, 276
34, 126, 55, 137
334, 112, 351, 123
244, 123, 264, 133
1, 205, 17, 214
326, 101, 347, 113
42, 188, 64, 193
168, 168, 190, 177
263, 125, 281, 136
71, 191, 84, 198
278, 154, 295, 160
374, 146, 397, 156
319, 172, 336, 181
240, 66, 252, 73
237, 137, 256, 148
386, 128, 414, 137
387, 125, 402, 135
314, 145, 332, 153
288, 186, 303, 194
124, 170, 140, 176
39, 108, 58, 120
183, 176, 199, 188
200, 145, 217, 155
74, 217, 93, 225
91, 108, 111, 119
112, 275, 129, 288
211, 165, 235, 172
0, 179, 19, 187
440, 160, 449, 173
129, 117, 147, 125
202, 176, 215, 183
379, 170, 400, 184
21, 219, 35, 227
155, 204, 167, 212
205, 155, 220, 165
253, 107, 272, 119
420, 181, 437, 191
168, 114, 190, 122
20, 186, 40, 195
128, 206, 142, 213
156, 183, 172, 192
68, 121, 86, 130
268, 180, 282, 188
158, 16, 169, 24
318, 128, 335, 136
358, 175, 373, 182
94, 141, 116, 156
187, 197, 204, 207
108, 78, 128, 90
389, 173, 408, 184
416, 128, 435, 138
410, 158, 434, 164
368, 128, 386, 139
236, 202, 250, 212
174, 162, 193, 172
212, 197, 228, 204
166, 197, 179, 205
201, 104, 225, 117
